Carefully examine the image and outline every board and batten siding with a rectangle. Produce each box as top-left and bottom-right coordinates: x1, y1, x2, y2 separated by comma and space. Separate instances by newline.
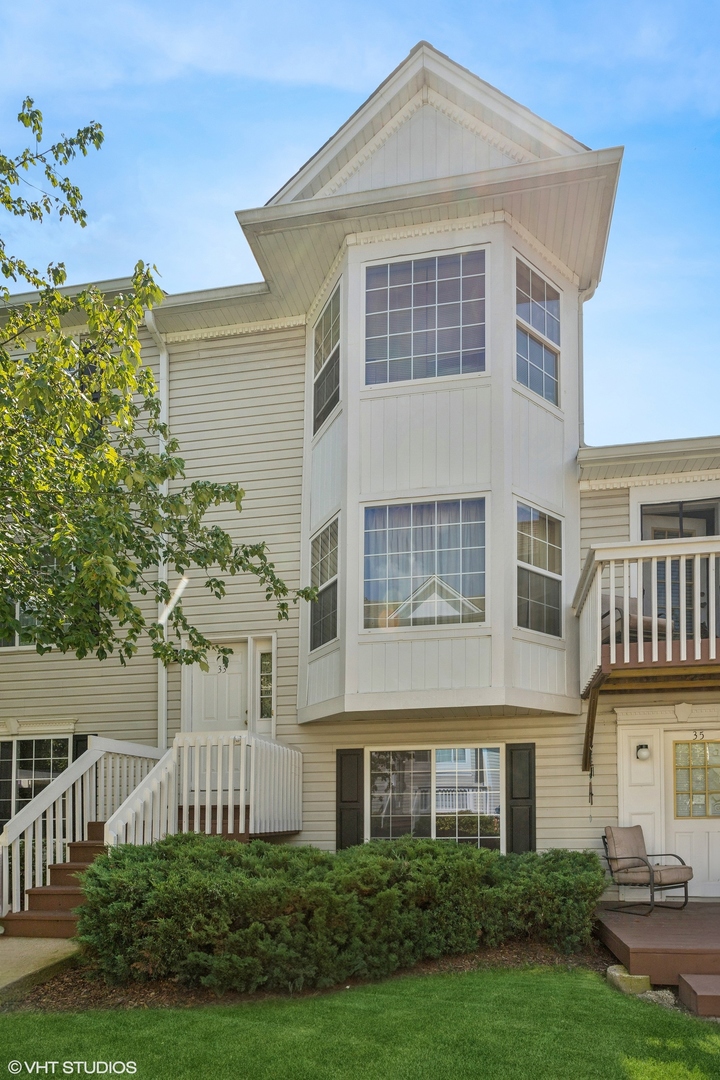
580, 488, 630, 560
359, 383, 492, 496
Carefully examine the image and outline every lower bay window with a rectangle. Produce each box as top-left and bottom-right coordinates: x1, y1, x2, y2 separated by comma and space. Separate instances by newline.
311, 518, 339, 650
516, 502, 562, 637
369, 747, 501, 848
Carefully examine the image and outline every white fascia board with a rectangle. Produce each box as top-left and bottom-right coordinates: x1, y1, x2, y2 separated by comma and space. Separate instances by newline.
241, 148, 622, 233
239, 147, 622, 304
579, 433, 720, 471
269, 42, 589, 205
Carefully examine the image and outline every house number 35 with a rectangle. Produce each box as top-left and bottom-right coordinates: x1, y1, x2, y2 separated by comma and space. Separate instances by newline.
692, 730, 705, 741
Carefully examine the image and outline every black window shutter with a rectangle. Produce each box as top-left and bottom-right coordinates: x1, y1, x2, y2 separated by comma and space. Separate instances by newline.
505, 743, 536, 853
72, 734, 91, 760
336, 749, 364, 850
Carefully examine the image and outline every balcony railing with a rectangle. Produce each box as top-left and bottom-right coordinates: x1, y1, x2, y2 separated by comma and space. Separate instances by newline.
574, 537, 720, 696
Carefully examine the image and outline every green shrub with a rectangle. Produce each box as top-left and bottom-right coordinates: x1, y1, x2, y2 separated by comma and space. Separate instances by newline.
76, 836, 605, 993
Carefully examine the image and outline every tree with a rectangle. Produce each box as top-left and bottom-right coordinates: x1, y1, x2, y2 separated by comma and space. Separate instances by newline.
0, 99, 312, 668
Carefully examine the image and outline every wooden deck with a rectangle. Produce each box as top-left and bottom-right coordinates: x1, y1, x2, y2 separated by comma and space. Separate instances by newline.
596, 903, 720, 985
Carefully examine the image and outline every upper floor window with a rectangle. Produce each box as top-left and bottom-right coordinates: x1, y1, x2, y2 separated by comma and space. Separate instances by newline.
517, 502, 562, 637
515, 259, 559, 406
364, 498, 485, 629
0, 601, 34, 649
311, 518, 338, 650
641, 499, 719, 540
313, 286, 340, 433
365, 250, 485, 385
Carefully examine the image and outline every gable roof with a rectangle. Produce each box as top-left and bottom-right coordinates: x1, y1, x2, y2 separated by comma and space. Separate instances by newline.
269, 41, 590, 205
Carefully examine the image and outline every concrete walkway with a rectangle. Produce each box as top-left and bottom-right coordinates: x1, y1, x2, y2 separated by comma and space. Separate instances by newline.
0, 936, 78, 1002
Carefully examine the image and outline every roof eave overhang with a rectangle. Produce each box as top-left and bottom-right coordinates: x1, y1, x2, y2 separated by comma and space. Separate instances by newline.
236, 146, 623, 317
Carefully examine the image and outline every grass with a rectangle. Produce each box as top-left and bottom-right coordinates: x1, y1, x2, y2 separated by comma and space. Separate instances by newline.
1, 968, 719, 1080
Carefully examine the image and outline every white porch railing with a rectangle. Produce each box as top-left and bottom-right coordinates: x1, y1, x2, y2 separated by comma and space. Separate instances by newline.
574, 538, 720, 695
0, 737, 162, 916
104, 733, 302, 847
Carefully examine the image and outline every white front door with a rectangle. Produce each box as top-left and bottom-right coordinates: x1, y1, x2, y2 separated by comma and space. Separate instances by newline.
189, 646, 247, 733
664, 729, 720, 897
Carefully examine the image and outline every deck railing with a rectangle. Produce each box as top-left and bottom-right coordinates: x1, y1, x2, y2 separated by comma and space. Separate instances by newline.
574, 537, 720, 695
0, 737, 162, 916
104, 732, 302, 847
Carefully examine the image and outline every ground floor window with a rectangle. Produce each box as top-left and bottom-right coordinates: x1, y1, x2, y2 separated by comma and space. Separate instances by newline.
0, 737, 71, 830
369, 747, 501, 848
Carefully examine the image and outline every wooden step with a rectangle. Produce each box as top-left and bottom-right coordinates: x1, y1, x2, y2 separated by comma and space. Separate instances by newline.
1, 910, 78, 938
678, 974, 720, 1017
26, 885, 85, 912
67, 840, 105, 864
86, 821, 105, 842
49, 861, 92, 886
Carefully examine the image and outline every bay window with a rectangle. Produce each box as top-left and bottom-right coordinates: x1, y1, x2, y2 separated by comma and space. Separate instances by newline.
517, 502, 562, 637
364, 498, 485, 629
515, 258, 559, 406
365, 249, 486, 385
313, 286, 340, 433
311, 518, 339, 650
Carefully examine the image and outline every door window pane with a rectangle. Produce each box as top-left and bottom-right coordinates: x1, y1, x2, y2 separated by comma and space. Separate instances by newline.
674, 741, 720, 817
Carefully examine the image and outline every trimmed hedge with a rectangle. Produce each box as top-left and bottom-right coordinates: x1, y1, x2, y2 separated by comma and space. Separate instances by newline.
77, 835, 605, 994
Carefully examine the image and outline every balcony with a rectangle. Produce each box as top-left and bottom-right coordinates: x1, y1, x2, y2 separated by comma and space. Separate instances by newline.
573, 538, 720, 768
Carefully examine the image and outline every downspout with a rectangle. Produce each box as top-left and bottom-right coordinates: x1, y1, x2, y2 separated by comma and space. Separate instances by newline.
144, 309, 169, 751
577, 285, 595, 449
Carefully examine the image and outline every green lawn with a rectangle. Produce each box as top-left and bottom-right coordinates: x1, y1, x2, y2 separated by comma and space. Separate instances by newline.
1, 968, 719, 1080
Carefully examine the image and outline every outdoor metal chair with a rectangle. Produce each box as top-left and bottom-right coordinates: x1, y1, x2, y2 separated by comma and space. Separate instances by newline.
602, 825, 693, 915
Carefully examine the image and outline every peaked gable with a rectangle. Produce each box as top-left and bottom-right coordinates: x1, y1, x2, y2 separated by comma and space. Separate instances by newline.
317, 95, 531, 199
269, 41, 588, 205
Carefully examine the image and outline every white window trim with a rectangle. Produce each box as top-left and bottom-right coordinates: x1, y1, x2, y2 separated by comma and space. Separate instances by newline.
363, 743, 506, 853
359, 493, 491, 636
310, 516, 340, 652
630, 481, 720, 543
312, 283, 342, 437
514, 255, 561, 408
363, 243, 490, 390
515, 497, 564, 641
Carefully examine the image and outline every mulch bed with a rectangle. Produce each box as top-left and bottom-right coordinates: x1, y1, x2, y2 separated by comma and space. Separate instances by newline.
2, 939, 616, 1013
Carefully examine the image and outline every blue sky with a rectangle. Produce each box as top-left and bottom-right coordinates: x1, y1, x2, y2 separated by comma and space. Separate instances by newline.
1, 1, 719, 447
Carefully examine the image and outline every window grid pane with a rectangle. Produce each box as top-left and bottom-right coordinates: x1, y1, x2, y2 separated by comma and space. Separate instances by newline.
365, 250, 486, 385
311, 519, 339, 589
364, 499, 485, 628
517, 503, 562, 576
516, 327, 558, 405
314, 287, 340, 376
674, 741, 720, 818
435, 747, 501, 849
370, 750, 431, 839
516, 259, 560, 345
516, 502, 562, 638
259, 652, 273, 719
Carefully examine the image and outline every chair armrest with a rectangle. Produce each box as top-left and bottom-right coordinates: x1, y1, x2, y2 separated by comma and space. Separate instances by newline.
646, 852, 687, 866
604, 854, 654, 882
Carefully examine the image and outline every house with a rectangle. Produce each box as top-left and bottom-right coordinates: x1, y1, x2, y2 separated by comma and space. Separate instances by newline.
2, 42, 720, 934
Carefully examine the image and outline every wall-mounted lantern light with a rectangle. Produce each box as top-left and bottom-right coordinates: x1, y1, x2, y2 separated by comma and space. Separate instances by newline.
636, 744, 651, 761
